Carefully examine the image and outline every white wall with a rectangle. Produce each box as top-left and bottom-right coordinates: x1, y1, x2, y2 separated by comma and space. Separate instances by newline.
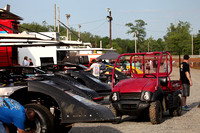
18, 47, 57, 66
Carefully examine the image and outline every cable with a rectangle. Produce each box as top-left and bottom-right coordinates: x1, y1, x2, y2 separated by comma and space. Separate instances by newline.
71, 18, 105, 26
112, 22, 126, 27
0, 24, 20, 33
89, 20, 107, 33
58, 20, 83, 41
112, 22, 166, 33
19, 25, 54, 39
146, 29, 166, 33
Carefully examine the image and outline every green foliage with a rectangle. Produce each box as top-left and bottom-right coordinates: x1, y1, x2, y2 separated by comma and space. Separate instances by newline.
100, 36, 110, 48
164, 21, 191, 55
19, 21, 53, 32
112, 38, 134, 53
18, 20, 200, 55
193, 30, 200, 55
125, 19, 147, 52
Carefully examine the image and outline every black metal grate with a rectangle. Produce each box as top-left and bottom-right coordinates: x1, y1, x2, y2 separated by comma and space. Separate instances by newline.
120, 93, 141, 100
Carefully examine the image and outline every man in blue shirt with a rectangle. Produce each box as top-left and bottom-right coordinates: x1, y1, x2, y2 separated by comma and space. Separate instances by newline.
0, 97, 35, 133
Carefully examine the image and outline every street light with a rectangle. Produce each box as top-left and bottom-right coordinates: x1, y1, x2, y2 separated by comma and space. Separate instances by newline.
107, 8, 113, 48
66, 14, 70, 41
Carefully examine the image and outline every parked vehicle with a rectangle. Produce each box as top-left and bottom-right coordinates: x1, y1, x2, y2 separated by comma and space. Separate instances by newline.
0, 23, 111, 133
52, 62, 112, 97
66, 70, 112, 96
99, 63, 143, 85
0, 65, 115, 132
110, 51, 182, 124
0, 7, 115, 132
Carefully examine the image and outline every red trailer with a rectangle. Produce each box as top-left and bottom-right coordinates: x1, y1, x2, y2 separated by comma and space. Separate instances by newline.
0, 6, 22, 66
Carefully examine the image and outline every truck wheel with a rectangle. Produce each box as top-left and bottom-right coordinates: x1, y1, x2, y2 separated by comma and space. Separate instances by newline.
24, 104, 55, 133
169, 96, 182, 117
110, 104, 122, 124
149, 101, 163, 124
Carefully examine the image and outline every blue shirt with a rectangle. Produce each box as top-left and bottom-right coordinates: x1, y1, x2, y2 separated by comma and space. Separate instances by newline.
0, 97, 25, 130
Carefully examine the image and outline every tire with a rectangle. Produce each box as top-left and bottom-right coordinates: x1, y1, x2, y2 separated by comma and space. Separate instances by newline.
110, 104, 122, 124
149, 100, 163, 124
24, 103, 55, 133
169, 96, 182, 117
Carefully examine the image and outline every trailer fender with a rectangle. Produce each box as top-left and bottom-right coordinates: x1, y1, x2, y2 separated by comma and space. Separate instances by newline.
28, 81, 115, 123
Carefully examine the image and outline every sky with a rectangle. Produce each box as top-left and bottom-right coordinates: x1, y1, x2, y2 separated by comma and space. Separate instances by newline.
1, 0, 200, 40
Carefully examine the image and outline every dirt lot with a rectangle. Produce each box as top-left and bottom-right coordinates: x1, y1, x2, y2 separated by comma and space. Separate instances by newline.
70, 67, 200, 133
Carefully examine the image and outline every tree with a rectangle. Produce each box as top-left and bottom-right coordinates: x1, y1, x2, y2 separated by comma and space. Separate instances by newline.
156, 38, 165, 51
125, 19, 147, 52
19, 21, 53, 32
164, 21, 191, 55
112, 38, 134, 53
193, 30, 200, 55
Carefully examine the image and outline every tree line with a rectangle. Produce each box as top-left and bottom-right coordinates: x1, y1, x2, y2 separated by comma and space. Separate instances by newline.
19, 20, 200, 55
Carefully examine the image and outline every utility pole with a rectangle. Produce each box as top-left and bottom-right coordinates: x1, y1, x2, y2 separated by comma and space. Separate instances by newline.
57, 7, 60, 33
148, 40, 150, 52
78, 24, 81, 42
107, 8, 113, 48
66, 14, 70, 41
192, 28, 194, 55
134, 32, 138, 53
54, 4, 56, 32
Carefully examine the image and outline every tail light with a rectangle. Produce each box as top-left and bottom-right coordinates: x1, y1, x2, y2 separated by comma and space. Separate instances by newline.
93, 96, 104, 101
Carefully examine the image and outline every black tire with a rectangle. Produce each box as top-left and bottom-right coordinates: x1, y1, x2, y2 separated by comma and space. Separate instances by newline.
149, 101, 163, 124
24, 104, 55, 133
169, 96, 182, 117
110, 104, 122, 124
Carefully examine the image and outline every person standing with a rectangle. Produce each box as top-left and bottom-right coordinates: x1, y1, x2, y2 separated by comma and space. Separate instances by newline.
29, 58, 33, 66
145, 60, 150, 74
85, 59, 100, 78
98, 59, 106, 73
153, 57, 158, 72
180, 55, 192, 111
23, 56, 29, 66
0, 97, 36, 133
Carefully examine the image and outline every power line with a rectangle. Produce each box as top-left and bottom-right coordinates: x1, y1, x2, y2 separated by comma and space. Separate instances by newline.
112, 22, 126, 27
87, 20, 107, 33
112, 22, 166, 33
70, 18, 105, 26
146, 29, 166, 33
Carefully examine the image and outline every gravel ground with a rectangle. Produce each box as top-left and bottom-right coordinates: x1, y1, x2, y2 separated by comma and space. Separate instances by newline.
70, 67, 200, 133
